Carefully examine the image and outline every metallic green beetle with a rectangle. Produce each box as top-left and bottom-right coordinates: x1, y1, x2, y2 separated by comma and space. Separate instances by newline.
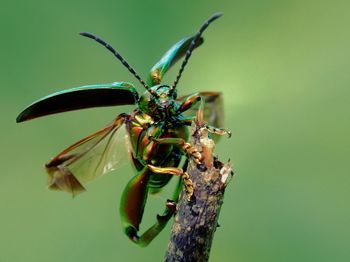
16, 13, 230, 246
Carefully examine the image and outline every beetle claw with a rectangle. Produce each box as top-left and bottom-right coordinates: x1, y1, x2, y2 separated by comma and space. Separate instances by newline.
182, 172, 194, 200
197, 163, 207, 172
166, 199, 176, 207
189, 194, 196, 202
125, 226, 140, 242
204, 125, 231, 138
157, 200, 176, 222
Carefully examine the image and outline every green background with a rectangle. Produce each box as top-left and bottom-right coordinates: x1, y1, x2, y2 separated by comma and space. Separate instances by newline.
1, 0, 349, 261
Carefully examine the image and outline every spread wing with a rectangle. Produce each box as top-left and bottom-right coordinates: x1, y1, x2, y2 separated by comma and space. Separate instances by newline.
16, 82, 138, 122
45, 114, 129, 196
147, 35, 204, 86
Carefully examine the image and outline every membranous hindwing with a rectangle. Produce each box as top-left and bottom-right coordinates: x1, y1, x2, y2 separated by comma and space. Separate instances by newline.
68, 125, 130, 182
45, 115, 130, 196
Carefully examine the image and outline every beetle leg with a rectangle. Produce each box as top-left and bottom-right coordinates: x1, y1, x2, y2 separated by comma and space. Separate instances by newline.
177, 91, 224, 129
131, 199, 177, 247
177, 93, 201, 114
177, 93, 231, 138
149, 137, 202, 165
120, 166, 178, 247
191, 95, 231, 138
148, 164, 183, 176
182, 172, 194, 200
120, 167, 150, 242
121, 164, 192, 246
178, 116, 194, 126
134, 176, 186, 246
204, 125, 232, 138
148, 165, 194, 200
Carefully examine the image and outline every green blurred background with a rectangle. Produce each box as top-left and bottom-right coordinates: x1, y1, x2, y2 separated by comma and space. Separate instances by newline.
1, 0, 349, 261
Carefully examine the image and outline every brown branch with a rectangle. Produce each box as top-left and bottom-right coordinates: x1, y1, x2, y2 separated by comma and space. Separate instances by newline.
164, 123, 233, 262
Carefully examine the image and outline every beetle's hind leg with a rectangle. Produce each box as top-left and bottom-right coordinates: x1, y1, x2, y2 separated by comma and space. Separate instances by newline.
120, 165, 179, 247
124, 198, 177, 247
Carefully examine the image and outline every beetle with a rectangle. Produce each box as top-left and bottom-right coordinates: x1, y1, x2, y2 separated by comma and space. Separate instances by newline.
16, 13, 230, 246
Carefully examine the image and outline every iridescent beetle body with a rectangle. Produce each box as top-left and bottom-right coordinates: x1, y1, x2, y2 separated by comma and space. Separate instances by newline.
17, 13, 230, 246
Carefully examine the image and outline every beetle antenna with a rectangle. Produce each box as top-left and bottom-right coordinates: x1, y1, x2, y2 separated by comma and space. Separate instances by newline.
171, 13, 223, 92
80, 32, 158, 97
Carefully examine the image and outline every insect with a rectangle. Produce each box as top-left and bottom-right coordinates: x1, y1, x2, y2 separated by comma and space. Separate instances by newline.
16, 13, 230, 246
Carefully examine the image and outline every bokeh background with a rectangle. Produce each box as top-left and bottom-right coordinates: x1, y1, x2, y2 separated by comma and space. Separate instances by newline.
1, 0, 349, 261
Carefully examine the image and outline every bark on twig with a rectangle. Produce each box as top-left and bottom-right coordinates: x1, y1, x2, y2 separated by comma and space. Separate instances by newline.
164, 123, 233, 262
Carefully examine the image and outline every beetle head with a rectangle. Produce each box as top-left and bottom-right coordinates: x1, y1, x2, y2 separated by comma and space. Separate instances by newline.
138, 84, 178, 118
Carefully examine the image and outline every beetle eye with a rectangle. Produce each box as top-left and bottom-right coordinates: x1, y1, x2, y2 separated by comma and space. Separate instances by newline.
172, 90, 177, 99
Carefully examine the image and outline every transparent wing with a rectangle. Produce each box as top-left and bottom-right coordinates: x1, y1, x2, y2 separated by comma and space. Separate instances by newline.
178, 92, 224, 128
45, 114, 129, 196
